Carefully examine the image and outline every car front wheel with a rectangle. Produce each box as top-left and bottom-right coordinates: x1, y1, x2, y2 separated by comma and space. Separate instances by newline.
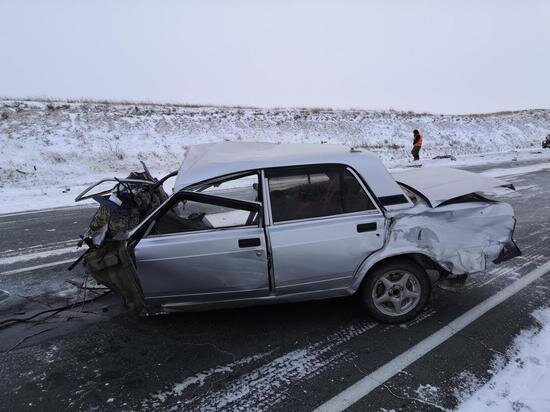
360, 259, 430, 324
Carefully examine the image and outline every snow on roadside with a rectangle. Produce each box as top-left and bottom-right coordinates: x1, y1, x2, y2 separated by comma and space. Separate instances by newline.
455, 307, 550, 411
481, 162, 550, 178
1, 99, 550, 213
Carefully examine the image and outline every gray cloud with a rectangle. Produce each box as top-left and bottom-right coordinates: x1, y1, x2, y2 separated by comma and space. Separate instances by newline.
1, 0, 549, 113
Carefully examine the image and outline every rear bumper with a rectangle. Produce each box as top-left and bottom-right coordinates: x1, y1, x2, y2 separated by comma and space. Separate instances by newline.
493, 239, 521, 264
493, 217, 521, 265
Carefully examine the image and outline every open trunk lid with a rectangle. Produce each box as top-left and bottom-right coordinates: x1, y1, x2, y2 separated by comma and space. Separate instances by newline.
391, 167, 514, 207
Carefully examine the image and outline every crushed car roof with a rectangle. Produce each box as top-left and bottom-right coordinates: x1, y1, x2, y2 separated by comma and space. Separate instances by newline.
173, 143, 410, 209
391, 166, 514, 207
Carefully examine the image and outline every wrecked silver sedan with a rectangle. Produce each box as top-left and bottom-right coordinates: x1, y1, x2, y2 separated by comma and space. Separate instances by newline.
74, 143, 520, 323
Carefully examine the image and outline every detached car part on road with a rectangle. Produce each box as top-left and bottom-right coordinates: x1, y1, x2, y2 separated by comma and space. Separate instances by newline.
74, 143, 521, 323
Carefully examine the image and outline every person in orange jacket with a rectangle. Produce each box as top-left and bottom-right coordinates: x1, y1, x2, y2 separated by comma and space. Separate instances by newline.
411, 129, 423, 161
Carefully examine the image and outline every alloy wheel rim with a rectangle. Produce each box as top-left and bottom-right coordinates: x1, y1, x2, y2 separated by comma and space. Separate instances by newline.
371, 270, 421, 316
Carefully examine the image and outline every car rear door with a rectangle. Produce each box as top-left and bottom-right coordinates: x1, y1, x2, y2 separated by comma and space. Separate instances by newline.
264, 165, 385, 294
130, 190, 270, 307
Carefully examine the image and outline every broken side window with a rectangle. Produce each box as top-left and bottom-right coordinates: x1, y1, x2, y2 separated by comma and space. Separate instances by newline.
190, 173, 259, 203
146, 199, 259, 237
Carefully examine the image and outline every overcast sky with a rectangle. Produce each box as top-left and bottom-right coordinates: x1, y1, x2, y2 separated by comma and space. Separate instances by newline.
1, 0, 549, 113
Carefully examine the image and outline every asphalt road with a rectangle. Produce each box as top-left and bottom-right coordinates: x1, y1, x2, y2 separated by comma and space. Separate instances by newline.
1, 159, 549, 411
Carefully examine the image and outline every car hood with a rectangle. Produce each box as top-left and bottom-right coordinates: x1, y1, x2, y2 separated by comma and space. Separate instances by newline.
391, 167, 514, 207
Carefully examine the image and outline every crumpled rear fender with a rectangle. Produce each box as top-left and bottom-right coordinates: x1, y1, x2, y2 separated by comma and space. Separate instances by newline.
349, 246, 447, 292
350, 200, 520, 291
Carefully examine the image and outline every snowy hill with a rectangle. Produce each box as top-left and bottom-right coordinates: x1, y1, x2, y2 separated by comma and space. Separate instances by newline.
1, 99, 549, 212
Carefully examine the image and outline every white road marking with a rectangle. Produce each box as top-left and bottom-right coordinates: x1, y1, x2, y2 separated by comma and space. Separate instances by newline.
0, 239, 80, 255
0, 259, 77, 276
0, 220, 17, 226
0, 204, 95, 218
314, 259, 550, 412
0, 246, 79, 265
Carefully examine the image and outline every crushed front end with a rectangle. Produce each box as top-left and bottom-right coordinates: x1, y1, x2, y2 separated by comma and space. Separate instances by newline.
70, 164, 176, 313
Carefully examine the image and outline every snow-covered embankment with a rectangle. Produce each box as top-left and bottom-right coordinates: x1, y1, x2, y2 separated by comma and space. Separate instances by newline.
1, 99, 549, 212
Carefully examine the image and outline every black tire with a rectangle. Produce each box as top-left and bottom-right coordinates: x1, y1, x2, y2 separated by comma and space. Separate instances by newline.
359, 258, 431, 324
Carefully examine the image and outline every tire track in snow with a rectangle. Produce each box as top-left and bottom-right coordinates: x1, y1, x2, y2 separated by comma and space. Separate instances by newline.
142, 352, 273, 410
401, 308, 438, 329
0, 239, 79, 266
163, 321, 379, 411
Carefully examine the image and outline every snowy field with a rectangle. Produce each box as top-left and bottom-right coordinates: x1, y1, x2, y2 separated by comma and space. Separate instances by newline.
456, 307, 550, 411
1, 99, 550, 213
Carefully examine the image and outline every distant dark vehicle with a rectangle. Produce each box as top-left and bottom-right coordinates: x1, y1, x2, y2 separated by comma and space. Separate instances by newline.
543, 134, 550, 149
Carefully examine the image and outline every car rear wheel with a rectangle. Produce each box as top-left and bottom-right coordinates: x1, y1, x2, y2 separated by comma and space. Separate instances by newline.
360, 259, 430, 324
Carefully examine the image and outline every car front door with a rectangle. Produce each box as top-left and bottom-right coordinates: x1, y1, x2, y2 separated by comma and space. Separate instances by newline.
264, 165, 385, 294
131, 190, 269, 307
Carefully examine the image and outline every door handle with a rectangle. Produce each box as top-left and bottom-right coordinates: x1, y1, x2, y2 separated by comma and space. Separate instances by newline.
357, 223, 377, 233
239, 238, 261, 248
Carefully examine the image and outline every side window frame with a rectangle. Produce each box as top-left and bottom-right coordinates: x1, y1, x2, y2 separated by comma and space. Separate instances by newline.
130, 190, 263, 242
344, 166, 384, 214
262, 164, 383, 225
186, 171, 262, 202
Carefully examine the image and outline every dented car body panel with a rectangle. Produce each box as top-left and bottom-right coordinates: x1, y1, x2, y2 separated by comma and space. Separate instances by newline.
135, 225, 270, 305
350, 201, 519, 292
77, 143, 520, 315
